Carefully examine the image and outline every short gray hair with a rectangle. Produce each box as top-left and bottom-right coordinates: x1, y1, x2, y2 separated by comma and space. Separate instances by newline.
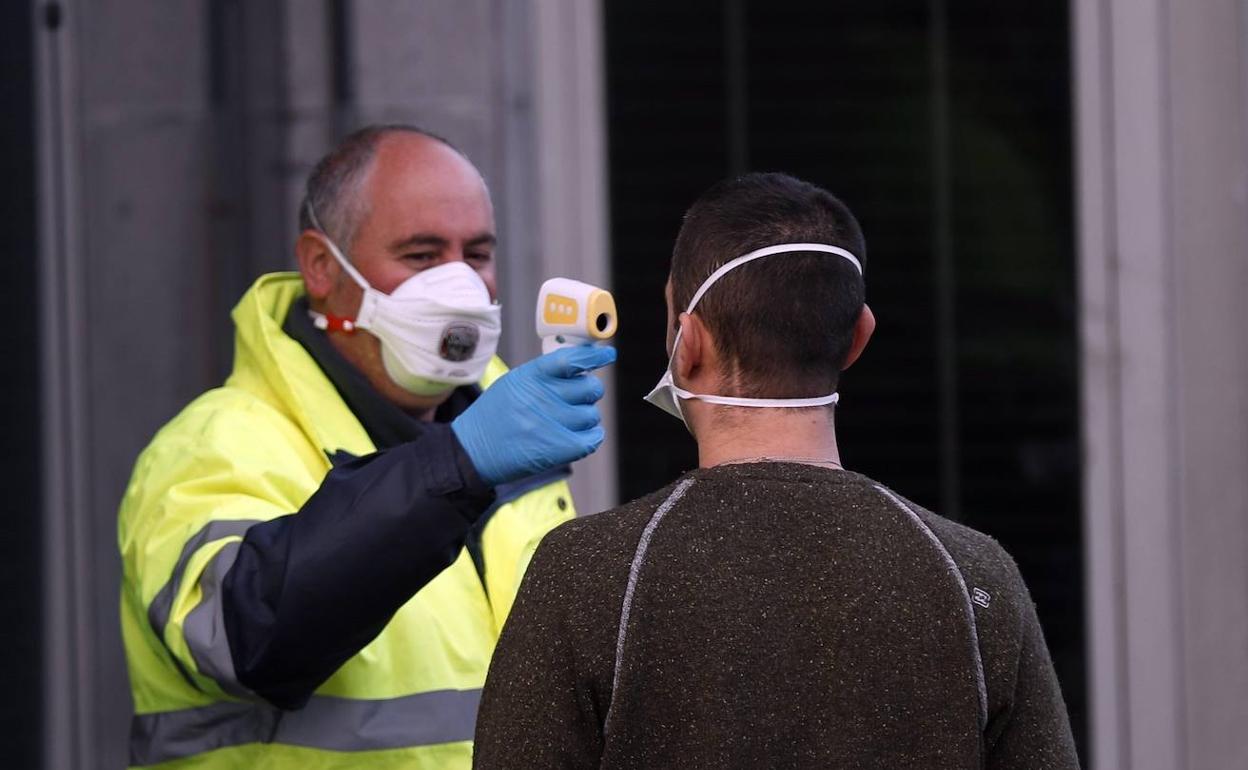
298, 124, 460, 249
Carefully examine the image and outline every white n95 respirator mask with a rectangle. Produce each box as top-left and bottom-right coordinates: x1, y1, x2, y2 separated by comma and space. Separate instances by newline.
305, 204, 502, 396
644, 242, 863, 429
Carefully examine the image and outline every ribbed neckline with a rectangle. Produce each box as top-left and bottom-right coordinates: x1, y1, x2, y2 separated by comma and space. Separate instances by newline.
688, 460, 865, 486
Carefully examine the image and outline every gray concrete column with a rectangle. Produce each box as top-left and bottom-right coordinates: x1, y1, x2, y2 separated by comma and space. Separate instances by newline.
1075, 0, 1248, 767
527, 0, 617, 514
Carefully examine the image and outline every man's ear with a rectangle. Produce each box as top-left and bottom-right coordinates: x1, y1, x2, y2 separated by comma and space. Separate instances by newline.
296, 230, 339, 301
841, 304, 876, 370
672, 311, 706, 383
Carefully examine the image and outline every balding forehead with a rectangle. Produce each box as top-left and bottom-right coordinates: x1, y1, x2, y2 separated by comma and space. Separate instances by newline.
374, 131, 481, 177
301, 123, 492, 251
365, 133, 489, 204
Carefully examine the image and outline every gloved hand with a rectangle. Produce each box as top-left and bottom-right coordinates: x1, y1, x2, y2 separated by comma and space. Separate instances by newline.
452, 344, 617, 486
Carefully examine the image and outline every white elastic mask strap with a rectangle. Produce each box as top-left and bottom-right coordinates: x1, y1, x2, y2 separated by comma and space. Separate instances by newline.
671, 385, 840, 409
652, 241, 861, 412
305, 201, 372, 291
660, 324, 842, 410
685, 242, 862, 314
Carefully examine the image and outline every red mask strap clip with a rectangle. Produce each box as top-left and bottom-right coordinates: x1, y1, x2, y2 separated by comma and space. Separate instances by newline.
310, 311, 358, 334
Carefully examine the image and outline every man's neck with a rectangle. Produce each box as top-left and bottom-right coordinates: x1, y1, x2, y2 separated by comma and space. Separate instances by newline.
694, 406, 842, 469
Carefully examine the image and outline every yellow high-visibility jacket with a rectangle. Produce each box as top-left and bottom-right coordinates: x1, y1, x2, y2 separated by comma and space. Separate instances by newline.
118, 273, 574, 769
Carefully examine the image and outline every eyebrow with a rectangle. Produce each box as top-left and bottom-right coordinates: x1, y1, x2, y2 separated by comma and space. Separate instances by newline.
388, 232, 497, 252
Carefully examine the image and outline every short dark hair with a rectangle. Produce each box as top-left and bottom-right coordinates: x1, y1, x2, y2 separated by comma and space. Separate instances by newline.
297, 124, 460, 247
669, 172, 867, 398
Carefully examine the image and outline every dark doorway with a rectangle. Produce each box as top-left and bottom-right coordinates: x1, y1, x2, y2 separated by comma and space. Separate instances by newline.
606, 0, 1084, 758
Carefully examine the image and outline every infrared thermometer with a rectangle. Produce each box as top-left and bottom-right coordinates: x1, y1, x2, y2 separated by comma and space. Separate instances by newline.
536, 278, 618, 354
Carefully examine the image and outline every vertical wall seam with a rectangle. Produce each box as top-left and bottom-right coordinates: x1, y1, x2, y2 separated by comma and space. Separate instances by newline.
1078, 0, 1131, 763
37, 10, 74, 769
1102, 0, 1130, 761
38, 0, 94, 765
328, 0, 353, 140
66, 0, 94, 760
1154, 0, 1189, 763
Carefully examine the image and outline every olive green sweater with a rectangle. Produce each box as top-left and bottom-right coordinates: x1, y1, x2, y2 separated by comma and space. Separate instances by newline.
475, 463, 1079, 769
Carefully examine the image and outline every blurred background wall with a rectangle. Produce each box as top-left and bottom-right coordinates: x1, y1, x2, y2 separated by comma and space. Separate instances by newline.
3, 1, 1245, 769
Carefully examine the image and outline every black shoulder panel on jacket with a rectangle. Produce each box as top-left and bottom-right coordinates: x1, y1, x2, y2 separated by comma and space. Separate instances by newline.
222, 424, 494, 709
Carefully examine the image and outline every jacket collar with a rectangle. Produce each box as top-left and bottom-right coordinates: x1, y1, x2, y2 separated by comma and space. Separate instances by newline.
227, 273, 373, 460
283, 294, 481, 450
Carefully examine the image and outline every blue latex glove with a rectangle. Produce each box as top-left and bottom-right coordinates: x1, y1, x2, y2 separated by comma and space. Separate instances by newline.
451, 345, 617, 486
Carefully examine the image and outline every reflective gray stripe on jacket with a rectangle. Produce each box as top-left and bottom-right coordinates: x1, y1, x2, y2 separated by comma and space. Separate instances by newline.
129, 688, 482, 766
146, 519, 260, 695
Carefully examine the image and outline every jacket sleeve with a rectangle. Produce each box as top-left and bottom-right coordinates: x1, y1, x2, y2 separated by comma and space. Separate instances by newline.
220, 423, 495, 709
473, 528, 605, 769
984, 577, 1082, 769
121, 402, 494, 711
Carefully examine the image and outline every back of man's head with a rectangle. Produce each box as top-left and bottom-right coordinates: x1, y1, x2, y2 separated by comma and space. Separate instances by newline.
670, 172, 867, 398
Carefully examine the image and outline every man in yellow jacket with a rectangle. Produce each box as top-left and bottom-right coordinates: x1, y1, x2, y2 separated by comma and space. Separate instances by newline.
118, 125, 615, 769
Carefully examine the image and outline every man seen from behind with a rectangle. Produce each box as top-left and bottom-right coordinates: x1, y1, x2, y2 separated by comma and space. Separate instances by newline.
473, 172, 1080, 769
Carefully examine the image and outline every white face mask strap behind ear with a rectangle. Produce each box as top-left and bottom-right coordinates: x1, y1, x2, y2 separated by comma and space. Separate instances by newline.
304, 201, 372, 291
672, 387, 841, 409
645, 241, 862, 421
